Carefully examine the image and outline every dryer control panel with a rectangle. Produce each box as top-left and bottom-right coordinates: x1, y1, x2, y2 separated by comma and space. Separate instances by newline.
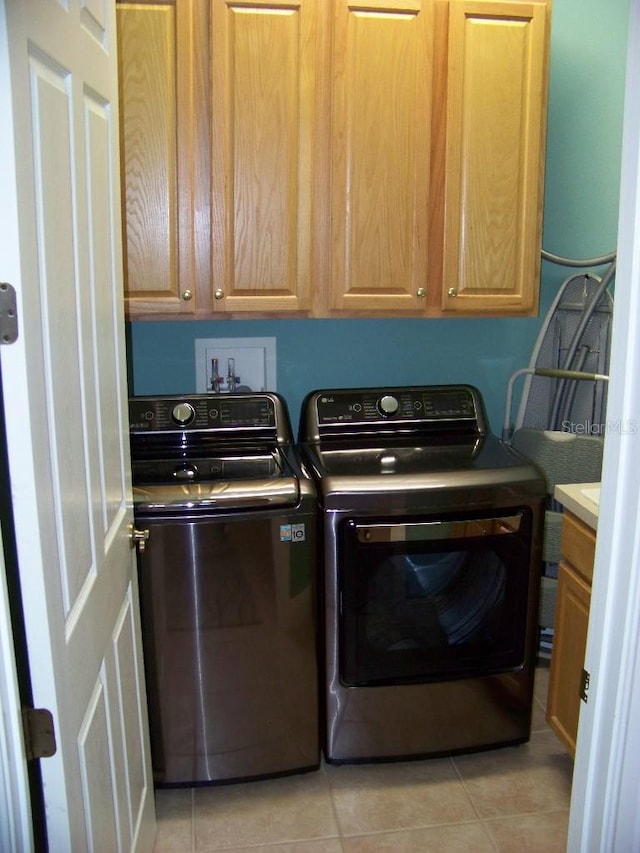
299, 385, 488, 442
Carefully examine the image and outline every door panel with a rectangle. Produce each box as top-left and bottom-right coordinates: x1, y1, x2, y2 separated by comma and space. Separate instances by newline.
30, 51, 95, 612
442, 0, 549, 314
0, 0, 155, 849
329, 0, 433, 313
210, 0, 321, 313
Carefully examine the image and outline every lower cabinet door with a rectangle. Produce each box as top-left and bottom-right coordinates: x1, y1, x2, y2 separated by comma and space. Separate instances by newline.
547, 559, 591, 757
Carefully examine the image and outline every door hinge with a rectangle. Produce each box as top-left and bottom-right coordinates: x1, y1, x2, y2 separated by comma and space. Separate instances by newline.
0, 283, 18, 344
22, 707, 57, 761
580, 668, 591, 703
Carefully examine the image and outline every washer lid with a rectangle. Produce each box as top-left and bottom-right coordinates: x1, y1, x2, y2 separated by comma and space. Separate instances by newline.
133, 477, 300, 512
131, 449, 286, 484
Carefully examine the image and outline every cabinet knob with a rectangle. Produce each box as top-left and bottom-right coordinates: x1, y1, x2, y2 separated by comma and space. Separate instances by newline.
416, 287, 426, 298
448, 288, 458, 298
182, 289, 192, 301
214, 289, 224, 300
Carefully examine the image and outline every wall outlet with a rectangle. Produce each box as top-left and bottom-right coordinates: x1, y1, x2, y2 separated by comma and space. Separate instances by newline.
195, 337, 276, 393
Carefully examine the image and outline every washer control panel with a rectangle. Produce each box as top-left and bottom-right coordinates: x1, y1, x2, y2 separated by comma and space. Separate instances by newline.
129, 393, 278, 432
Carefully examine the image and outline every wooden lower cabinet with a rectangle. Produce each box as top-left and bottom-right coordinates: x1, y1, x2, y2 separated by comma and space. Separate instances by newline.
547, 511, 596, 757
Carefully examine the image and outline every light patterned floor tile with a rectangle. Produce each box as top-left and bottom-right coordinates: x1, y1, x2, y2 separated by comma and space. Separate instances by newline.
484, 809, 570, 852
342, 821, 496, 852
325, 758, 478, 836
192, 770, 340, 851
530, 700, 548, 734
531, 664, 551, 732
534, 664, 550, 707
452, 730, 573, 819
153, 788, 193, 853
219, 841, 344, 853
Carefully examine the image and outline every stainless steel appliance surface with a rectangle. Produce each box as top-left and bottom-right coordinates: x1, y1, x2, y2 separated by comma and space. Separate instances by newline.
298, 385, 546, 764
130, 393, 319, 785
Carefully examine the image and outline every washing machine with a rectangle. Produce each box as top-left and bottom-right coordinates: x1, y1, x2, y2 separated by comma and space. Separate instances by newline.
130, 392, 319, 784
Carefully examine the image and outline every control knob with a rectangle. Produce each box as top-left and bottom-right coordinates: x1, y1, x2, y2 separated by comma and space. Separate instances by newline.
378, 394, 399, 416
171, 402, 195, 426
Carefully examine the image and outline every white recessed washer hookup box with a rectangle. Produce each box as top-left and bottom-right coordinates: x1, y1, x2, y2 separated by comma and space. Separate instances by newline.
195, 337, 276, 393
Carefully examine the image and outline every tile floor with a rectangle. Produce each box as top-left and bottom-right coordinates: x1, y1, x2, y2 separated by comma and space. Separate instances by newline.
152, 666, 573, 852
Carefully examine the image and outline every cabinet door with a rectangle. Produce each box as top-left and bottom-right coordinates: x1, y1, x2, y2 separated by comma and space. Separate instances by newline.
441, 0, 550, 315
210, 0, 323, 314
328, 0, 434, 314
117, 1, 204, 316
547, 559, 591, 757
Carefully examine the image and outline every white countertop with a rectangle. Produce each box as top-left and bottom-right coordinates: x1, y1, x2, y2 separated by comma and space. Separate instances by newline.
554, 482, 600, 531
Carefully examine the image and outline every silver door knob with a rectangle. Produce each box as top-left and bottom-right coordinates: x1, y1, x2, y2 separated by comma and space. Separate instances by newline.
182, 289, 193, 301
416, 287, 426, 298
214, 289, 224, 300
128, 525, 150, 553
448, 288, 458, 298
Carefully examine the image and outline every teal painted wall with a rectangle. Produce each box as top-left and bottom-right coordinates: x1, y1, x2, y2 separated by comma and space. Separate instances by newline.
128, 0, 630, 434
543, 0, 629, 259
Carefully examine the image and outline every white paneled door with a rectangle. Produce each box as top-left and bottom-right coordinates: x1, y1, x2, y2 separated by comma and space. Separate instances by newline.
0, 1, 155, 850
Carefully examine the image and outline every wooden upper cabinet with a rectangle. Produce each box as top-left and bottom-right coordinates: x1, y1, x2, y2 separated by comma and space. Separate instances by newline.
327, 0, 434, 314
117, 0, 551, 320
440, 0, 550, 315
117, 1, 205, 316
209, 0, 324, 314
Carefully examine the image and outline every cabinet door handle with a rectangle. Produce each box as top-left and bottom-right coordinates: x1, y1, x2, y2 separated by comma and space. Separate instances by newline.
214, 289, 224, 300
182, 289, 192, 301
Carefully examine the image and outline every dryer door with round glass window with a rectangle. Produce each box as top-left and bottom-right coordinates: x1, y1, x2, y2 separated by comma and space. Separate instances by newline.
339, 509, 534, 686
